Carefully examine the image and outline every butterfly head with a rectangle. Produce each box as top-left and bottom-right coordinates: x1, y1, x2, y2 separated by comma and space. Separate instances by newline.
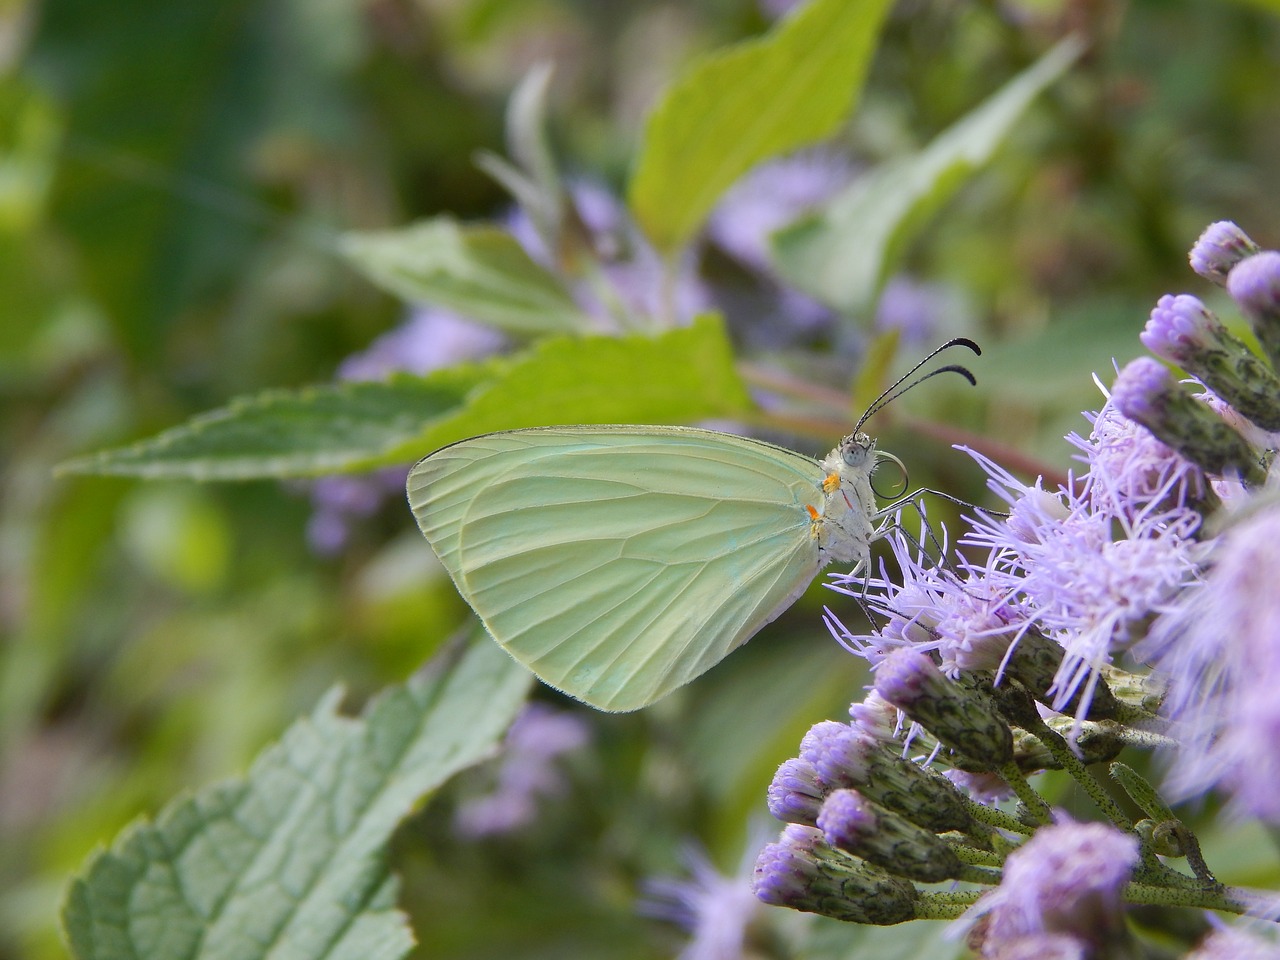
838, 432, 876, 473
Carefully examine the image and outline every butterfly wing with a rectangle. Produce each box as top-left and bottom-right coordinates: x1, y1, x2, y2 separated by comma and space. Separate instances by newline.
408, 425, 829, 711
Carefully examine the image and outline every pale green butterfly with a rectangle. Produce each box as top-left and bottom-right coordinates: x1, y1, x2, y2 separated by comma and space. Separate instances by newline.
408, 339, 979, 712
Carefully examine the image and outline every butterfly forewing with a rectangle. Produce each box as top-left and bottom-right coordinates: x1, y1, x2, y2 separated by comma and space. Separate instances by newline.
408, 426, 831, 711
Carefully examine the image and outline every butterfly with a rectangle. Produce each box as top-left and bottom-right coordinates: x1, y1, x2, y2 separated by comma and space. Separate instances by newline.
407, 339, 978, 711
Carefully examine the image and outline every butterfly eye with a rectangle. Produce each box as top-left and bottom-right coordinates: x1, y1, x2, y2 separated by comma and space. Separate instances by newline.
840, 433, 875, 469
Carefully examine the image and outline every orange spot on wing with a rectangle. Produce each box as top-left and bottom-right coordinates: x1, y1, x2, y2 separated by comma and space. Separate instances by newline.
806, 504, 821, 521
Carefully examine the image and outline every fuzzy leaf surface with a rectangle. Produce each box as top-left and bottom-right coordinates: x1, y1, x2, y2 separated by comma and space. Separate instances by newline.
61, 640, 531, 960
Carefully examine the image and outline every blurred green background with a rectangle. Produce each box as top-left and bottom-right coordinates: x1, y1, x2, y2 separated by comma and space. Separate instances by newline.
3, 1, 1280, 957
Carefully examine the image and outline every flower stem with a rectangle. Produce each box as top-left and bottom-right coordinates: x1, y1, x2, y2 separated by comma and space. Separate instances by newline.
913, 889, 984, 921
1023, 715, 1132, 829
995, 761, 1053, 825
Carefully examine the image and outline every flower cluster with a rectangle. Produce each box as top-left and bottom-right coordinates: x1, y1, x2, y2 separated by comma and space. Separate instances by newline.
754, 222, 1280, 957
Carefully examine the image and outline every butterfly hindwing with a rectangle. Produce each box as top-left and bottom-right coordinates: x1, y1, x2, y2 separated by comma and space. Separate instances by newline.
408, 425, 829, 711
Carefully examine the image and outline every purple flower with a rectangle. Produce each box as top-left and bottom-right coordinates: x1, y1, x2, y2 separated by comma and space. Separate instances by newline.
308, 305, 506, 553
453, 702, 590, 837
874, 275, 956, 347
960, 441, 1204, 720
1227, 251, 1280, 328
798, 721, 875, 789
767, 757, 826, 825
847, 691, 902, 741
751, 823, 918, 925
983, 933, 1088, 960
1138, 503, 1280, 821
943, 769, 1014, 804
1189, 221, 1260, 284
641, 840, 762, 960
1111, 357, 1174, 425
707, 150, 856, 275
338, 306, 505, 382
961, 820, 1138, 952
874, 647, 1013, 767
1228, 250, 1280, 371
1186, 926, 1280, 960
1067, 394, 1208, 521
510, 178, 712, 328
1140, 293, 1225, 367
306, 466, 410, 555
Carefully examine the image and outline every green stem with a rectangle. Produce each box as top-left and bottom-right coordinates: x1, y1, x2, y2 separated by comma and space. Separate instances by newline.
995, 761, 1053, 825
960, 793, 1036, 836
914, 889, 984, 921
946, 840, 1004, 868
955, 864, 1003, 885
1124, 881, 1275, 916
1024, 716, 1132, 829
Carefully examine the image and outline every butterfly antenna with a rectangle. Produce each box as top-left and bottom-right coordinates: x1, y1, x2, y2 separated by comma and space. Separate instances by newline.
854, 337, 981, 433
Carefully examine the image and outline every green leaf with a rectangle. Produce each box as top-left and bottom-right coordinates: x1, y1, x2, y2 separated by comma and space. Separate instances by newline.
57, 316, 753, 479
56, 370, 485, 480
799, 917, 963, 960
773, 37, 1084, 320
341, 216, 590, 334
27, 0, 363, 363
627, 0, 893, 253
62, 639, 532, 960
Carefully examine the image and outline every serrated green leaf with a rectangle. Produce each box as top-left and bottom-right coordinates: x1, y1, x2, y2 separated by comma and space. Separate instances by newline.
627, 0, 892, 253
773, 37, 1083, 320
62, 639, 532, 960
56, 316, 753, 480
341, 217, 590, 334
56, 370, 487, 480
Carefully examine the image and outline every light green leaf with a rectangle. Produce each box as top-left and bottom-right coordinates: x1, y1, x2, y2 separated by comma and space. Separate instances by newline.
340, 216, 590, 334
56, 316, 753, 480
798, 917, 963, 960
773, 37, 1083, 319
627, 0, 893, 253
62, 639, 532, 960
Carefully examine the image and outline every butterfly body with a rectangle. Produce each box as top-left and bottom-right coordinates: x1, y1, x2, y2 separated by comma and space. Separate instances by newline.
408, 424, 882, 711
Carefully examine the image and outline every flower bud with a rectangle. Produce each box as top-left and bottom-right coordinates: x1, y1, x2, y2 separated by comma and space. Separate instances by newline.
1227, 251, 1280, 373
1141, 294, 1280, 431
799, 719, 973, 833
1188, 221, 1260, 284
1004, 628, 1120, 720
752, 824, 918, 925
817, 788, 963, 883
1112, 358, 1265, 485
767, 758, 826, 825
874, 648, 1014, 768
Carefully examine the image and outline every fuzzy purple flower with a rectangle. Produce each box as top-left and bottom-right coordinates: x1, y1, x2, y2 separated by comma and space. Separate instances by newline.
1111, 357, 1174, 425
1068, 393, 1208, 521
874, 276, 957, 347
641, 841, 762, 960
962, 820, 1138, 953
708, 150, 856, 276
1228, 250, 1280, 372
1189, 221, 1261, 284
454, 702, 590, 837
338, 307, 505, 382
752, 823, 918, 925
767, 757, 827, 825
960, 444, 1203, 720
1140, 294, 1226, 367
1138, 503, 1280, 821
1185, 926, 1280, 960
